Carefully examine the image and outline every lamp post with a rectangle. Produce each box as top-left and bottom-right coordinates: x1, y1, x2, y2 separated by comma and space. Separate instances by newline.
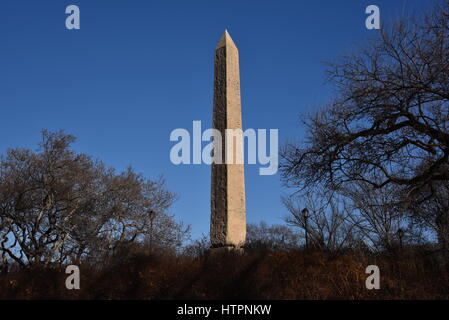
302, 208, 309, 251
148, 209, 156, 254
397, 228, 404, 251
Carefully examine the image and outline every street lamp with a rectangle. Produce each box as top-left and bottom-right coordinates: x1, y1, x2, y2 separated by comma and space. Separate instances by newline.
397, 228, 404, 250
302, 208, 309, 251
148, 209, 156, 254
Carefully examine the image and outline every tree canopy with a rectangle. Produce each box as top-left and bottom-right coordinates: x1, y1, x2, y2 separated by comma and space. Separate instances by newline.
0, 130, 188, 269
281, 2, 449, 197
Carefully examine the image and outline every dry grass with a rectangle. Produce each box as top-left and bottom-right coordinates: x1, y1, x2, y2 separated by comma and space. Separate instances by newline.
1, 248, 448, 300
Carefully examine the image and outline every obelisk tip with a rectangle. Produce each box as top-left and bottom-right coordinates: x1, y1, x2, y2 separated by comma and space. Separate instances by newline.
216, 30, 237, 50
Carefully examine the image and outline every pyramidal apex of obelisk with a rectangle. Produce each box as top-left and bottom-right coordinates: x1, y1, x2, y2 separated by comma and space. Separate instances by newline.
210, 30, 246, 250
215, 29, 238, 50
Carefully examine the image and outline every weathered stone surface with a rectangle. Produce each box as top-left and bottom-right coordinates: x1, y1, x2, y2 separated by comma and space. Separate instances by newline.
210, 30, 246, 249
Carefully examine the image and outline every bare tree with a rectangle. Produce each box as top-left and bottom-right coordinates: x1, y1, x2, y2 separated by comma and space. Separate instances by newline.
246, 221, 301, 251
282, 192, 357, 251
0, 130, 186, 268
340, 176, 422, 251
281, 2, 449, 196
182, 234, 210, 258
406, 176, 449, 253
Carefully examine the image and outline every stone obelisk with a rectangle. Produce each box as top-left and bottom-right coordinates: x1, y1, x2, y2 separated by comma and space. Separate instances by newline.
210, 30, 246, 250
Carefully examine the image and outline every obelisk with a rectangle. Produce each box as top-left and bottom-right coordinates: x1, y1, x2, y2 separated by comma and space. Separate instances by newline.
210, 30, 246, 250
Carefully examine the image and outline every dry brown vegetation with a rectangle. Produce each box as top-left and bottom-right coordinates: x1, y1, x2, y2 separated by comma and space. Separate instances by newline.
1, 247, 448, 300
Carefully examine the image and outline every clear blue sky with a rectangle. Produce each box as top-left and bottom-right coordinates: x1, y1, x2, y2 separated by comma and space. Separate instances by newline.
0, 0, 438, 240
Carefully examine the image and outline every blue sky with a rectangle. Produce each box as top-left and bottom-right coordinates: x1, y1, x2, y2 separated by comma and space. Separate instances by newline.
0, 0, 438, 240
